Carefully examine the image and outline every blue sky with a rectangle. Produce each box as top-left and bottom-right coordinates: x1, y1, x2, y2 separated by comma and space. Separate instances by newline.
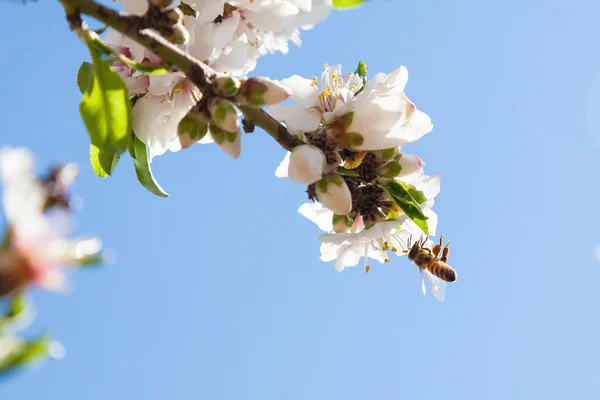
2, 0, 600, 398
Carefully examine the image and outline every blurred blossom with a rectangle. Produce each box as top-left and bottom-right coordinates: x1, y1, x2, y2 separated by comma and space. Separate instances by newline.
0, 147, 103, 297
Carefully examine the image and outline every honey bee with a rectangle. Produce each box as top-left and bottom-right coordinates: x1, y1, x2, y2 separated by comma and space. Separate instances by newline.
403, 235, 457, 302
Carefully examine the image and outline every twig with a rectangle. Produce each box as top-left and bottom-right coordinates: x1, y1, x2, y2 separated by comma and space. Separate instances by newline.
58, 0, 300, 151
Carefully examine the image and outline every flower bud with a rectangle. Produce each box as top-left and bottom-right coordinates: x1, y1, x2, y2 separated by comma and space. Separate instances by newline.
214, 76, 241, 97
164, 7, 184, 25
396, 153, 424, 177
235, 77, 292, 107
209, 123, 241, 159
178, 110, 209, 148
332, 214, 353, 233
209, 98, 240, 133
149, 0, 175, 8
288, 145, 326, 185
316, 174, 352, 216
165, 22, 189, 45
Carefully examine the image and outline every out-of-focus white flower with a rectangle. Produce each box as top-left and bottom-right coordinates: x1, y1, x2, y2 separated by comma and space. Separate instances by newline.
268, 64, 433, 150
0, 148, 103, 296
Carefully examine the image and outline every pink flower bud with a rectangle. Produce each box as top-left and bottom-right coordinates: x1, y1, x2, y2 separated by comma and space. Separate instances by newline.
288, 145, 326, 184
316, 174, 352, 215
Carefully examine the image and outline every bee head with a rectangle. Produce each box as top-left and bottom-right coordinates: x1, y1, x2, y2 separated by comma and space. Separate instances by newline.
406, 240, 420, 260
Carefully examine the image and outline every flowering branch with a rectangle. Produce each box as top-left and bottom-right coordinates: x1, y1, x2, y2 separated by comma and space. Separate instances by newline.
58, 0, 300, 151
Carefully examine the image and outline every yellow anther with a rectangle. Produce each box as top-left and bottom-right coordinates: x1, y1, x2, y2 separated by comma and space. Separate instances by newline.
391, 247, 398, 253
385, 259, 390, 264
351, 85, 357, 90
365, 265, 370, 273
324, 63, 329, 68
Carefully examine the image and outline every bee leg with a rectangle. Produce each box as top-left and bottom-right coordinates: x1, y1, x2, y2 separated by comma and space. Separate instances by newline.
441, 241, 450, 263
432, 235, 442, 258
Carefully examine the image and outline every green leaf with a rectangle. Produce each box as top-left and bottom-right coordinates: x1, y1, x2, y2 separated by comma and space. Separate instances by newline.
333, 0, 364, 9
122, 60, 171, 75
76, 62, 93, 95
337, 167, 359, 177
0, 335, 55, 376
6, 294, 27, 320
131, 135, 169, 197
398, 182, 427, 204
90, 144, 120, 178
80, 44, 132, 151
383, 181, 428, 235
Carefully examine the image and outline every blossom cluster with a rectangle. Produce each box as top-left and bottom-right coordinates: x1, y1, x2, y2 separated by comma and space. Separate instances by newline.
0, 148, 104, 297
106, 0, 332, 160
269, 63, 446, 299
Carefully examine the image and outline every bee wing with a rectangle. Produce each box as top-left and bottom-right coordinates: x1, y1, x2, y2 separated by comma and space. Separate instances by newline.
420, 269, 426, 296
425, 270, 446, 302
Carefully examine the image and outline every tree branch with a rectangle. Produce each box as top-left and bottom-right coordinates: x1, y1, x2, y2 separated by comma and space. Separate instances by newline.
59, 0, 300, 152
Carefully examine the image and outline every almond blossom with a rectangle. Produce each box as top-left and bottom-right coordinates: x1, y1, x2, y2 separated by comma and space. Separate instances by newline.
298, 172, 441, 273
268, 63, 433, 150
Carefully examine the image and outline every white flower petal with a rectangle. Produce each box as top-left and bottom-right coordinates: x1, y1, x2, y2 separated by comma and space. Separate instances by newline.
267, 104, 321, 133
275, 152, 291, 178
279, 75, 320, 106
299, 202, 334, 232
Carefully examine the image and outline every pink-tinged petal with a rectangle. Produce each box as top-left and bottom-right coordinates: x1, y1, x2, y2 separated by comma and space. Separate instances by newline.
267, 104, 321, 133
279, 75, 319, 106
